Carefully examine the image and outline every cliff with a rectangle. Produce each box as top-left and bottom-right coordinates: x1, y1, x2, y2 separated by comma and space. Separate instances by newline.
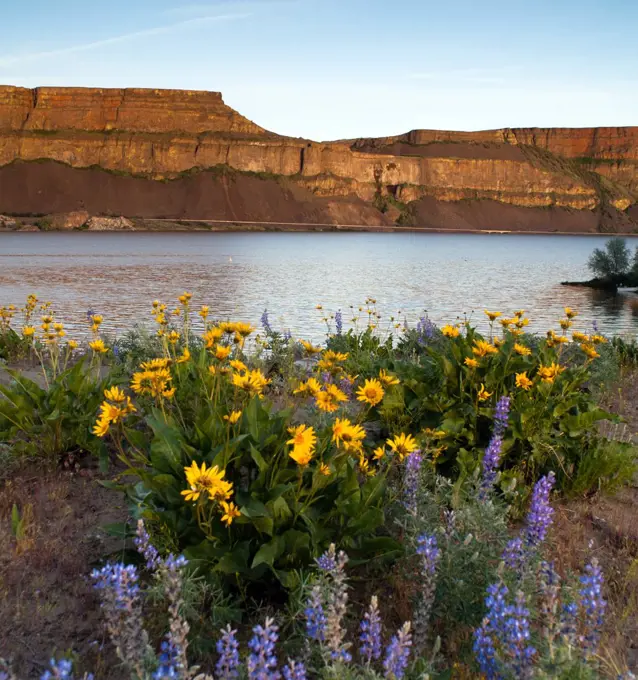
0, 85, 637, 232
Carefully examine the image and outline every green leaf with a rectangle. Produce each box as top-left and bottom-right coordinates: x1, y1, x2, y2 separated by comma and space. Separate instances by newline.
251, 535, 285, 568
250, 444, 268, 474
148, 416, 184, 474
11, 504, 20, 536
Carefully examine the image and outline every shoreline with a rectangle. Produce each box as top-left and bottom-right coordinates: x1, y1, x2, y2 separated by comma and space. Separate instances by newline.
2, 217, 638, 237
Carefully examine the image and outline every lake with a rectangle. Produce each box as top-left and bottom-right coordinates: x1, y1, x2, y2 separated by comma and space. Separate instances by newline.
0, 231, 637, 341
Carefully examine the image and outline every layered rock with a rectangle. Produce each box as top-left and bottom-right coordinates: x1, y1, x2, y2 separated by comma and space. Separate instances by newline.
0, 85, 637, 231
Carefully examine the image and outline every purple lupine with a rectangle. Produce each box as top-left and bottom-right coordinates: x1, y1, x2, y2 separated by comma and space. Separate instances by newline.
316, 546, 338, 573
304, 585, 326, 642
134, 519, 161, 571
158, 554, 190, 679
282, 660, 306, 680
359, 596, 382, 664
153, 639, 180, 679
416, 316, 435, 344
91, 563, 150, 675
261, 309, 272, 335
323, 547, 352, 664
525, 472, 556, 549
413, 533, 440, 655
502, 537, 526, 571
247, 618, 281, 680
473, 582, 509, 679
383, 621, 412, 679
560, 602, 579, 647
335, 310, 343, 336
216, 625, 240, 679
579, 558, 606, 656
402, 450, 423, 515
283, 329, 292, 342
538, 561, 561, 646
473, 582, 536, 678
40, 658, 76, 680
504, 591, 536, 677
479, 396, 510, 498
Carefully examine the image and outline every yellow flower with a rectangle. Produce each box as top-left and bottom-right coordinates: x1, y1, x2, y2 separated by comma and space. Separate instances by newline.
423, 428, 446, 439
537, 362, 565, 384
315, 304, 323, 310
358, 455, 375, 477
230, 359, 247, 372
332, 418, 366, 452
92, 417, 110, 437
294, 377, 322, 397
500, 318, 514, 328
515, 372, 533, 390
220, 501, 241, 526
513, 309, 526, 318
373, 446, 386, 460
176, 347, 191, 364
89, 339, 107, 354
464, 357, 480, 369
386, 433, 419, 461
178, 292, 192, 305
289, 446, 314, 466
203, 327, 223, 348
515, 317, 530, 329
493, 337, 504, 348
484, 310, 502, 321
472, 340, 498, 357
319, 462, 331, 476
223, 410, 242, 425
378, 369, 400, 386
167, 330, 181, 344
442, 324, 460, 338
591, 334, 607, 345
215, 345, 232, 360
356, 379, 385, 407
22, 326, 35, 337
68, 340, 78, 350
323, 350, 349, 362
199, 305, 209, 320
90, 314, 103, 326
477, 383, 492, 401
233, 322, 255, 338
572, 331, 589, 343
514, 343, 532, 356
315, 386, 348, 413
510, 328, 524, 337
232, 369, 270, 397
287, 424, 317, 451
131, 367, 172, 398
140, 358, 171, 370
580, 343, 600, 360
104, 386, 126, 402
300, 339, 322, 355
564, 307, 577, 319
208, 365, 217, 376
559, 319, 572, 331
162, 387, 176, 399
181, 461, 232, 503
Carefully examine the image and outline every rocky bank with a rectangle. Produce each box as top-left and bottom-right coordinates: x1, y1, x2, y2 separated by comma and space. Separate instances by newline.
0, 86, 637, 232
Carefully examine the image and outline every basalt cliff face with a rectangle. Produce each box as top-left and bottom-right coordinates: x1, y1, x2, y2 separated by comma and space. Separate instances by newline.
0, 85, 637, 231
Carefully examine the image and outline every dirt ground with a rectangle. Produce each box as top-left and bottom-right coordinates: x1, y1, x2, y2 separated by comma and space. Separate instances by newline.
0, 465, 128, 678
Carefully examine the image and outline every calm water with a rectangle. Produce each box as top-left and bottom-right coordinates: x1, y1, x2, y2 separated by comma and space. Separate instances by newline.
0, 232, 637, 341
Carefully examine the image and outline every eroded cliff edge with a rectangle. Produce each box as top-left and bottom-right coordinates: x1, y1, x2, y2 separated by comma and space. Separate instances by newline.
1, 85, 637, 232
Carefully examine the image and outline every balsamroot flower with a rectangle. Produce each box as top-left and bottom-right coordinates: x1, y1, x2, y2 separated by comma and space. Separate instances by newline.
356, 379, 385, 407
180, 461, 233, 503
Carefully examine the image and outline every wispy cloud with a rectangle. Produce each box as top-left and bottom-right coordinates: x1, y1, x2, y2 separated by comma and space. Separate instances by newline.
164, 0, 301, 18
405, 67, 519, 85
0, 12, 251, 68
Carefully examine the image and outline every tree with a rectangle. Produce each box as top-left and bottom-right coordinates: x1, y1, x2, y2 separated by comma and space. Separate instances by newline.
633, 246, 638, 277
587, 238, 631, 279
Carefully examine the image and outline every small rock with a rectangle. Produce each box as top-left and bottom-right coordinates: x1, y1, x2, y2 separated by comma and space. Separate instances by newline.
85, 216, 135, 231
50, 211, 90, 230
0, 215, 17, 229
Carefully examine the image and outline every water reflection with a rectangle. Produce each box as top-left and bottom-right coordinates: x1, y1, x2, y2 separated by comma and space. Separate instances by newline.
0, 232, 636, 341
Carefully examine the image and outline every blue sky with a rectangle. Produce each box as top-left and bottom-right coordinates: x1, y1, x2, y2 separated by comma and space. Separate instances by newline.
1, 0, 637, 140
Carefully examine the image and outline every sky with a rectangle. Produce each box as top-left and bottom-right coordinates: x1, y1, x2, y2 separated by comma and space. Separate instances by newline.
1, 0, 638, 140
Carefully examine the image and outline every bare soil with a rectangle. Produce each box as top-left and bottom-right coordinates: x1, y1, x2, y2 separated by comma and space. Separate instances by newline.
0, 465, 128, 678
